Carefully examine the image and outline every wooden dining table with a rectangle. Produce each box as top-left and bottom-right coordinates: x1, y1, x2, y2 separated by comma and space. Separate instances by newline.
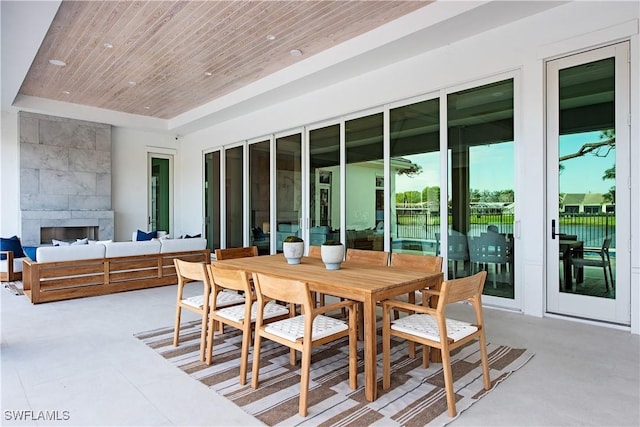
213, 253, 442, 402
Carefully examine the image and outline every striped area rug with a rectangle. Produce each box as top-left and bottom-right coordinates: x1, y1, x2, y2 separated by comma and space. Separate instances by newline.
135, 321, 533, 427
3, 281, 24, 295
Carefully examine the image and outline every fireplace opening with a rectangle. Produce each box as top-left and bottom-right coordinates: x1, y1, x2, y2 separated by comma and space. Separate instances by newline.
40, 226, 99, 244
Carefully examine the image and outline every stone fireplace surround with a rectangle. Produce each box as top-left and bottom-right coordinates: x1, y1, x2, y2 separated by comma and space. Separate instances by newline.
19, 112, 114, 247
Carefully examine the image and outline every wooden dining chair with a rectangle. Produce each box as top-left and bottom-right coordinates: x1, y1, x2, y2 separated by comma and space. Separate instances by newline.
173, 259, 243, 362
390, 253, 443, 305
214, 246, 258, 260
307, 245, 321, 258
345, 248, 389, 266
306, 245, 325, 307
212, 246, 259, 332
381, 271, 490, 418
345, 248, 389, 322
205, 265, 289, 384
251, 272, 358, 417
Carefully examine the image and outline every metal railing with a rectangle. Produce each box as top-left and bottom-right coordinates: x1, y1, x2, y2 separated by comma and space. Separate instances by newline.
395, 212, 616, 249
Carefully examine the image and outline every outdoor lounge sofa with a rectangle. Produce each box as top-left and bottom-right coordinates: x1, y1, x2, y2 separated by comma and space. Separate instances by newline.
22, 238, 209, 304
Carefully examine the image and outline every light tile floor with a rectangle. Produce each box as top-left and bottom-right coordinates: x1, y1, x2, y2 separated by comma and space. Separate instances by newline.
2, 284, 638, 426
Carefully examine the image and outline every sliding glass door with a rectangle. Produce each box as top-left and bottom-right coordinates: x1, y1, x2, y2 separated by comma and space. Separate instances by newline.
225, 145, 244, 248
390, 97, 440, 256
345, 112, 384, 251
249, 139, 271, 254
204, 151, 221, 250
446, 78, 516, 301
275, 132, 302, 252
308, 123, 341, 247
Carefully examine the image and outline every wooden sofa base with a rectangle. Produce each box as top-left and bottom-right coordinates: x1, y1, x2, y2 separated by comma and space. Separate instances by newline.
22, 249, 210, 304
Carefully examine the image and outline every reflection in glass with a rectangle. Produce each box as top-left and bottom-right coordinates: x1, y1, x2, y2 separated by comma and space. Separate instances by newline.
250, 140, 271, 254
447, 79, 515, 299
390, 98, 440, 255
150, 157, 170, 233
204, 151, 220, 250
558, 58, 616, 298
309, 125, 341, 246
346, 113, 384, 251
275, 133, 302, 252
225, 146, 243, 248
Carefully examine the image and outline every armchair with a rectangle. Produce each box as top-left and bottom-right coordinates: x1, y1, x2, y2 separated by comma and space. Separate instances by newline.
0, 236, 28, 282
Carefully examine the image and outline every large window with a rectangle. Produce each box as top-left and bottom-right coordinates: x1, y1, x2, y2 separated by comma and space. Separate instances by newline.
447, 79, 515, 298
390, 98, 440, 255
345, 113, 384, 251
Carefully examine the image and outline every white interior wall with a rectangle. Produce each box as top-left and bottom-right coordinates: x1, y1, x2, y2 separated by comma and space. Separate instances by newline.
111, 128, 179, 242
0, 111, 20, 236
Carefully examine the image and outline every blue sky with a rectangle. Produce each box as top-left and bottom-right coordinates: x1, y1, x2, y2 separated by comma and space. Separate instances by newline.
559, 131, 615, 194
394, 132, 614, 195
395, 142, 515, 194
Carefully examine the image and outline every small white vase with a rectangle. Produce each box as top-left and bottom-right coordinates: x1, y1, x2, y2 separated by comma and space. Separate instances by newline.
283, 241, 304, 264
321, 244, 344, 270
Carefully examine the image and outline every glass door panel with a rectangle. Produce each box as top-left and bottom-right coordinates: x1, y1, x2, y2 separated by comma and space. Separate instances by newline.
447, 79, 515, 299
204, 151, 221, 250
249, 140, 271, 254
148, 154, 172, 235
275, 133, 302, 252
390, 98, 440, 255
345, 113, 384, 251
225, 146, 243, 248
546, 43, 630, 324
309, 124, 341, 247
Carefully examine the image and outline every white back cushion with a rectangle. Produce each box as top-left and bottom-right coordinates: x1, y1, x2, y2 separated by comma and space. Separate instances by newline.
104, 240, 161, 258
36, 244, 106, 263
160, 238, 207, 253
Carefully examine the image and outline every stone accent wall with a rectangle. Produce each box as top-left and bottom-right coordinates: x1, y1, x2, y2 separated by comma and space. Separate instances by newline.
19, 112, 114, 246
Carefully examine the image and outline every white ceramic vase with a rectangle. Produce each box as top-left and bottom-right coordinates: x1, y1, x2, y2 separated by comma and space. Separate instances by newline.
321, 243, 344, 270
283, 241, 304, 264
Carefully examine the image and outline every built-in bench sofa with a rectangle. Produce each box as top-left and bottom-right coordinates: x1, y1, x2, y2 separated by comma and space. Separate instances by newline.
22, 238, 209, 304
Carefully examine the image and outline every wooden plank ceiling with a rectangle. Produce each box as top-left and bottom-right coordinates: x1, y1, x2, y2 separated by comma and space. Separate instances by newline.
19, 1, 430, 120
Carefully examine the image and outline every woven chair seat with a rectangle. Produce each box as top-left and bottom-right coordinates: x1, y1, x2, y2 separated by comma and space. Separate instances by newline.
391, 314, 477, 342
217, 300, 289, 322
265, 314, 348, 342
182, 290, 245, 309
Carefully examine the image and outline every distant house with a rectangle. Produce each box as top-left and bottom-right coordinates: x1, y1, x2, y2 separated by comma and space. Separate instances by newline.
561, 193, 613, 214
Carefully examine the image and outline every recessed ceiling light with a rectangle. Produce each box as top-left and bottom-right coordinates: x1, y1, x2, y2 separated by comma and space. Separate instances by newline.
62, 90, 70, 95
204, 71, 212, 76
144, 106, 151, 110
49, 59, 66, 67
103, 43, 113, 49
289, 49, 303, 57
128, 81, 136, 86
266, 34, 276, 41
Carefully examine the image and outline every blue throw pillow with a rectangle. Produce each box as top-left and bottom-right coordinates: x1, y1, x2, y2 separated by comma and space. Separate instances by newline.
136, 230, 157, 241
0, 235, 26, 260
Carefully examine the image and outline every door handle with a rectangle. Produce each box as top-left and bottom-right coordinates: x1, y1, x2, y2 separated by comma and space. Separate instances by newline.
551, 219, 561, 240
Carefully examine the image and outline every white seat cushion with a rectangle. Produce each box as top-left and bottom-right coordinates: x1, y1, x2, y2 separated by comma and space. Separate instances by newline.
182, 290, 245, 309
0, 257, 27, 273
264, 314, 348, 342
391, 314, 478, 342
216, 301, 289, 323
